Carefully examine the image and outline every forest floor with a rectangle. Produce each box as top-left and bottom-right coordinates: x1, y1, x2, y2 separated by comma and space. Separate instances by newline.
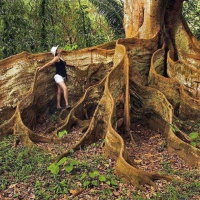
0, 108, 200, 200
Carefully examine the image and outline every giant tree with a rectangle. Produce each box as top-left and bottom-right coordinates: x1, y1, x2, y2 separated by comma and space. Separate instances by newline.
0, 0, 200, 190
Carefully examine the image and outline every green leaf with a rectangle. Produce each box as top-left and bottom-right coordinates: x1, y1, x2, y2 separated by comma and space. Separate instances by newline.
89, 170, 99, 178
70, 159, 79, 166
104, 188, 112, 195
65, 164, 74, 173
83, 180, 90, 187
59, 180, 67, 187
110, 179, 118, 186
99, 175, 106, 182
189, 132, 199, 140
69, 149, 74, 154
80, 173, 87, 180
91, 180, 99, 186
106, 181, 111, 185
58, 130, 68, 138
191, 142, 197, 147
170, 124, 177, 132
47, 163, 59, 175
57, 157, 68, 166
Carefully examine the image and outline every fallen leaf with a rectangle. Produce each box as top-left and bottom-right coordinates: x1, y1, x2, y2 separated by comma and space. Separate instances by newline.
145, 154, 153, 159
70, 189, 77, 195
158, 141, 164, 145
113, 191, 120, 196
149, 134, 160, 140
134, 159, 142, 164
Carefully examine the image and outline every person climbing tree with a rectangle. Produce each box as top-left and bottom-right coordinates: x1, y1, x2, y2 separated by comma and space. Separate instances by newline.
38, 46, 73, 110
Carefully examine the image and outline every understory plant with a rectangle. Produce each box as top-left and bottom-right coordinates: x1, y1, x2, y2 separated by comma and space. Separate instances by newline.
189, 132, 199, 147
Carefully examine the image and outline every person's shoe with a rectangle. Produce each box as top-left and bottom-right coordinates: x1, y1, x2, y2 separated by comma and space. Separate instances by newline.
57, 107, 63, 111
66, 104, 71, 109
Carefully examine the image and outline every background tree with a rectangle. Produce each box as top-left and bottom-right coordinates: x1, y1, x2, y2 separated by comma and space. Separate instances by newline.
0, 0, 30, 57
74, 0, 93, 47
0, 0, 116, 59
88, 0, 124, 38
182, 0, 200, 40
1, 0, 199, 59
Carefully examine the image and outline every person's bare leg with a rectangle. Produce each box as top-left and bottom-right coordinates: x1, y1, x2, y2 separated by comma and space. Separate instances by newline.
57, 85, 62, 108
57, 81, 69, 106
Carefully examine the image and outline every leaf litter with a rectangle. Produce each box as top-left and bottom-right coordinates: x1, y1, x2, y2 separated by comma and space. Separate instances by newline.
0, 110, 199, 200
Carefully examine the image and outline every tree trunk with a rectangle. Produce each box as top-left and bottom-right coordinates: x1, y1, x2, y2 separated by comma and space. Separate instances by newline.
0, 0, 199, 190
40, 0, 47, 50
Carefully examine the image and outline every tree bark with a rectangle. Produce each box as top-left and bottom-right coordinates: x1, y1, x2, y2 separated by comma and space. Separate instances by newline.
0, 0, 199, 189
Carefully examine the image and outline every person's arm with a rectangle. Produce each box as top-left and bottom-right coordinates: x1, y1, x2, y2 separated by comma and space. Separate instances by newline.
38, 56, 59, 71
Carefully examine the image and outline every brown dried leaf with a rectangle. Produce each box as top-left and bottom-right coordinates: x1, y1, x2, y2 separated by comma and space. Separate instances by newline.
134, 159, 142, 164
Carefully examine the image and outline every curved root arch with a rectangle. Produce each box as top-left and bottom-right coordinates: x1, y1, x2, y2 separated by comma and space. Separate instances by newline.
149, 44, 200, 167
1, 15, 200, 190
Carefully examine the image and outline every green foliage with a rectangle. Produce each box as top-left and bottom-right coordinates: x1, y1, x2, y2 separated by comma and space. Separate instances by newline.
1, 0, 200, 59
47, 157, 79, 175
183, 0, 200, 40
80, 170, 109, 188
1, 137, 199, 199
65, 159, 79, 173
162, 160, 173, 174
189, 131, 199, 147
47, 157, 117, 189
88, 0, 124, 37
0, 0, 117, 59
171, 124, 200, 148
89, 170, 99, 178
0, 0, 31, 58
0, 135, 53, 192
57, 157, 68, 166
58, 129, 68, 138
64, 44, 78, 51
189, 132, 199, 140
170, 123, 179, 132
47, 163, 59, 175
51, 114, 57, 122
99, 174, 106, 182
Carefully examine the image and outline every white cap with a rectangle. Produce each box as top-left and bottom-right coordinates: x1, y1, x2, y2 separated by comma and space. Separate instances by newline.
50, 45, 59, 56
